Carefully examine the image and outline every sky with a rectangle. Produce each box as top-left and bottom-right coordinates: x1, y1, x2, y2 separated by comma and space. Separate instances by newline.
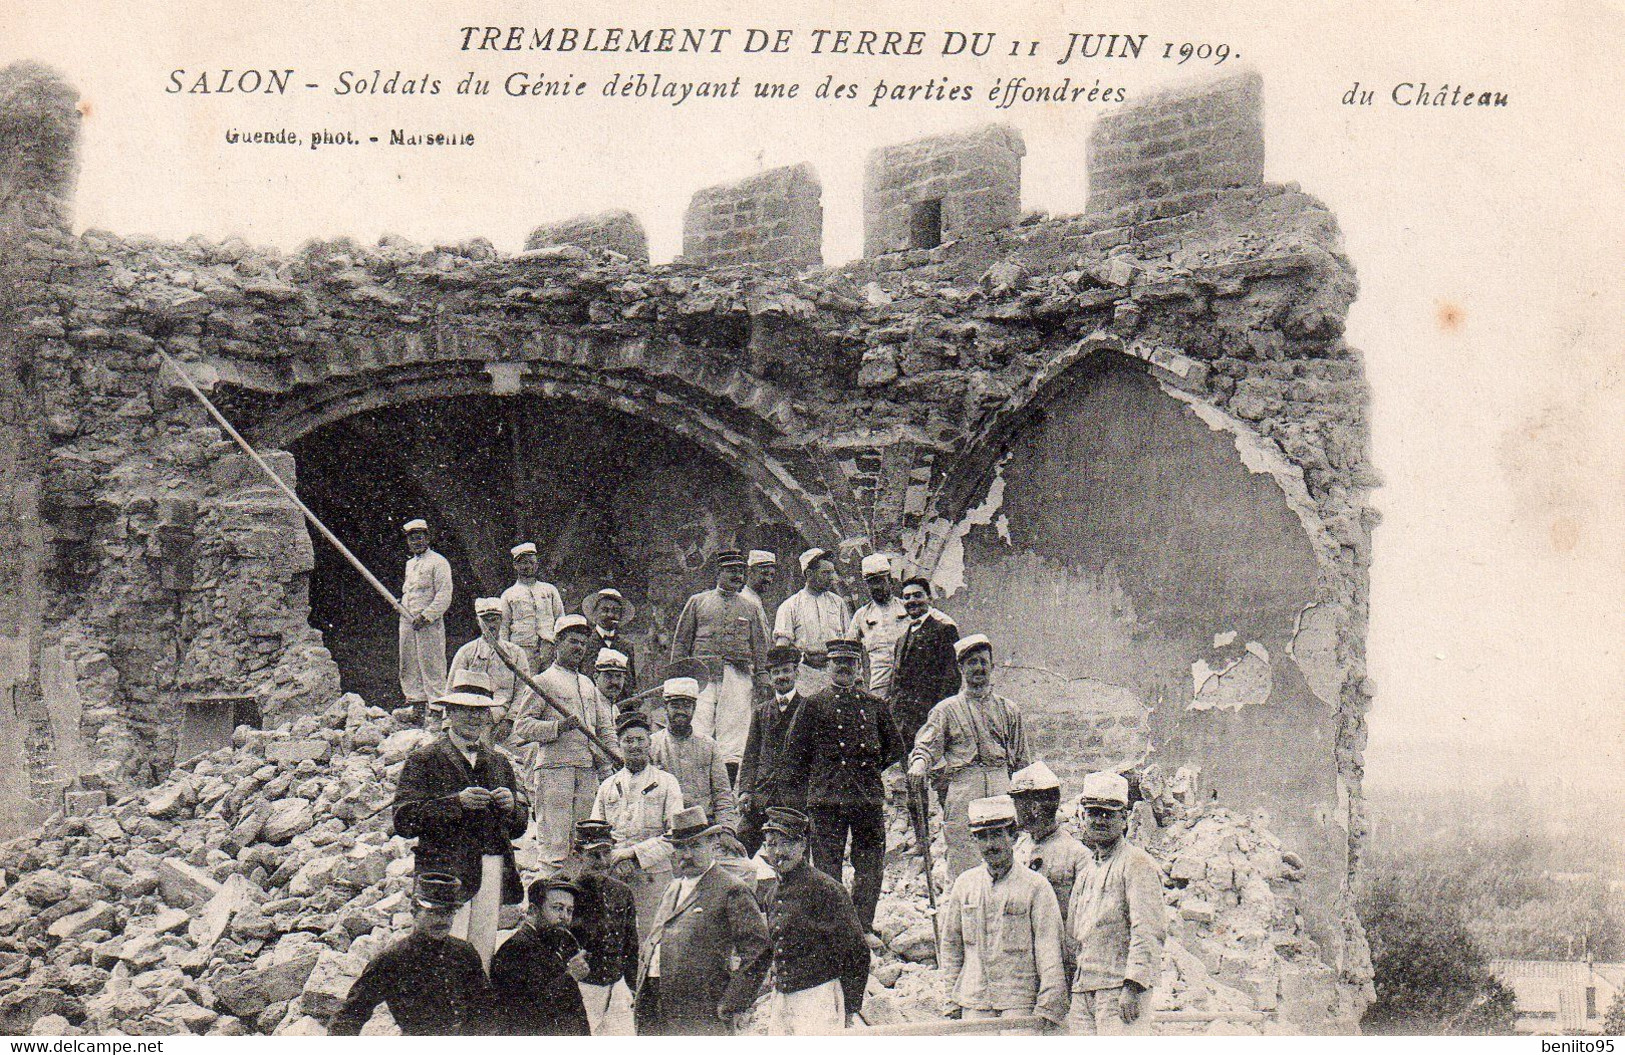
7, 0, 1624, 791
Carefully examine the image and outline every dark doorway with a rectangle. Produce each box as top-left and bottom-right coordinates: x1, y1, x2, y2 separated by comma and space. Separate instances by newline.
909, 198, 944, 249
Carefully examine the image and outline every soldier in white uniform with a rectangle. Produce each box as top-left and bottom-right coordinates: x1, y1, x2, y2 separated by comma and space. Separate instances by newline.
741, 550, 777, 641
773, 548, 851, 698
447, 597, 531, 715
501, 541, 565, 672
512, 614, 618, 872
846, 553, 910, 699
399, 518, 454, 722
592, 710, 685, 939
1009, 760, 1090, 977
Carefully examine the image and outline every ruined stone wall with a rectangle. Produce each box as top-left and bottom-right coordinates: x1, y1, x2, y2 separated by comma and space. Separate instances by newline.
680, 163, 823, 268
0, 65, 1373, 1024
524, 209, 648, 262
863, 124, 1025, 256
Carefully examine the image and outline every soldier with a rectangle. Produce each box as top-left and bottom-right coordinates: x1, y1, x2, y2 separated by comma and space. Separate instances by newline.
846, 553, 910, 699
583, 587, 637, 684
736, 644, 805, 854
670, 548, 770, 780
939, 796, 1068, 1033
651, 677, 738, 833
489, 877, 592, 1035
501, 541, 565, 672
512, 614, 617, 871
594, 647, 634, 717
773, 548, 850, 698
592, 711, 684, 939
741, 549, 778, 640
888, 575, 962, 750
328, 873, 491, 1036
398, 518, 453, 723
907, 634, 1030, 878
559, 821, 640, 1035
781, 637, 903, 934
758, 807, 870, 1034
1066, 771, 1166, 1037
447, 597, 531, 715
1010, 761, 1090, 920
392, 690, 528, 970
634, 807, 771, 1036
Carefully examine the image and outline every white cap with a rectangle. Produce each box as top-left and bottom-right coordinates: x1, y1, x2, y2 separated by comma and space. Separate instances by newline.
663, 677, 700, 700
747, 550, 777, 567
799, 547, 829, 574
448, 670, 495, 696
474, 597, 504, 616
1009, 760, 1061, 794
510, 542, 538, 558
954, 633, 993, 661
554, 614, 591, 637
595, 648, 630, 673
402, 519, 429, 534
1078, 771, 1131, 809
967, 794, 1018, 831
860, 553, 892, 577
432, 691, 498, 710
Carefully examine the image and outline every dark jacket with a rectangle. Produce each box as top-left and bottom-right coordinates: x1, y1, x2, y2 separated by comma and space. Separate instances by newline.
890, 611, 961, 719
768, 859, 871, 1013
328, 930, 490, 1036
489, 922, 591, 1036
636, 864, 771, 1031
782, 684, 904, 808
392, 736, 530, 905
561, 867, 640, 987
737, 692, 806, 810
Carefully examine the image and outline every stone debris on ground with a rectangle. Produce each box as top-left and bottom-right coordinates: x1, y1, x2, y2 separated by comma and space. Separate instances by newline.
0, 688, 1332, 1036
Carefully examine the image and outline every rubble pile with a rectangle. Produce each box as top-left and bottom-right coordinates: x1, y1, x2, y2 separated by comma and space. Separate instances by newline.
0, 694, 428, 1036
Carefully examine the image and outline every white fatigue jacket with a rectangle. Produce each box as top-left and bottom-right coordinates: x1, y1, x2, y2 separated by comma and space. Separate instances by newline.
447, 637, 531, 710
402, 550, 453, 623
591, 765, 683, 871
499, 579, 564, 650
939, 862, 1068, 1023
846, 595, 910, 698
773, 588, 851, 653
1014, 827, 1091, 923
1067, 837, 1167, 993
510, 664, 615, 771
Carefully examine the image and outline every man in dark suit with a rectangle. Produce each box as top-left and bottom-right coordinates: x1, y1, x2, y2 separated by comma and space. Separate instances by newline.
759, 807, 871, 1033
392, 690, 530, 970
328, 873, 491, 1035
736, 644, 805, 854
489, 877, 592, 1035
635, 806, 771, 1035
889, 576, 962, 750
559, 820, 640, 1034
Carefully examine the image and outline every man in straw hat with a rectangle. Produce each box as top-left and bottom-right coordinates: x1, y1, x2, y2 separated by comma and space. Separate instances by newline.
512, 613, 618, 871
582, 587, 637, 685
328, 872, 492, 1035
392, 688, 529, 969
846, 552, 910, 699
448, 597, 531, 714
592, 710, 684, 939
398, 518, 453, 723
780, 637, 903, 934
758, 807, 871, 1034
938, 795, 1068, 1033
501, 541, 564, 671
1066, 770, 1166, 1036
671, 548, 770, 780
907, 633, 1030, 879
773, 547, 850, 698
559, 820, 640, 1035
634, 806, 770, 1035
651, 676, 738, 834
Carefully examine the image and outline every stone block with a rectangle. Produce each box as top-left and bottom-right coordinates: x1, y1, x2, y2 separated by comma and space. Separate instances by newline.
47, 901, 118, 940
864, 125, 1024, 256
189, 873, 260, 949
265, 738, 331, 765
300, 949, 366, 1018
156, 860, 222, 905
257, 943, 322, 1005
682, 163, 822, 268
262, 798, 316, 843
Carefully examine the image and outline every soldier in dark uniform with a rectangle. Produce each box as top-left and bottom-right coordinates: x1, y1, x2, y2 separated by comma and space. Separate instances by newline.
328, 873, 491, 1035
559, 820, 640, 1034
759, 807, 870, 1034
736, 644, 805, 855
489, 877, 592, 1035
780, 637, 904, 933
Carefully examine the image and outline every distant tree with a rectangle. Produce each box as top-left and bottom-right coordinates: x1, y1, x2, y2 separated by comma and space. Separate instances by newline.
1604, 989, 1625, 1036
1360, 872, 1518, 1035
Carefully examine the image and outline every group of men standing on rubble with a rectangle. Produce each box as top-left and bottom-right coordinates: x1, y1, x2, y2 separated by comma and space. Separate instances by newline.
330, 517, 1165, 1037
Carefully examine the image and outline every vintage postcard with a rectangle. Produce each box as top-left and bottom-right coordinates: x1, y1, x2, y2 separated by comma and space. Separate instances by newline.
0, 0, 1620, 1041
